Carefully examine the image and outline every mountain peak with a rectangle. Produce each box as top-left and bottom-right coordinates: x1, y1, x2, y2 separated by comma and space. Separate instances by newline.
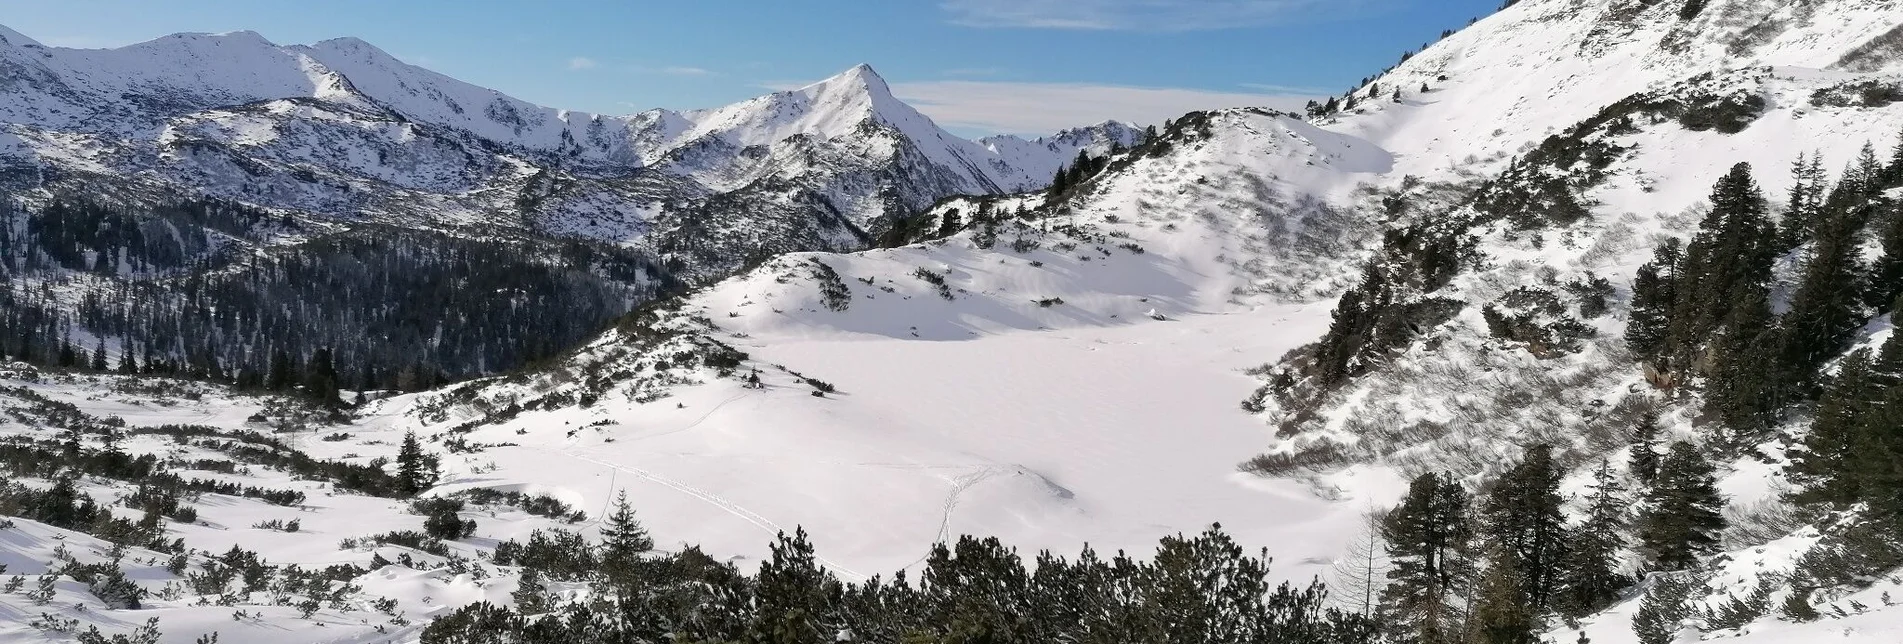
803, 63, 894, 100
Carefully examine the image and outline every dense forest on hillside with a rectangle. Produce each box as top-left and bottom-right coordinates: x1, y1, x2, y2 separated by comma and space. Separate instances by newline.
0, 191, 676, 396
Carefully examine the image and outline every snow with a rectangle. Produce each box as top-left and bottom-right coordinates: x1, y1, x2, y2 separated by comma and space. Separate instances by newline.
8, 0, 1903, 641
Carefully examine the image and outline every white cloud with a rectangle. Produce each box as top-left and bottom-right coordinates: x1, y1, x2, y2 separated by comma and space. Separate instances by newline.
660, 66, 715, 76
889, 80, 1324, 135
940, 0, 1383, 31
567, 57, 599, 71
941, 67, 1006, 77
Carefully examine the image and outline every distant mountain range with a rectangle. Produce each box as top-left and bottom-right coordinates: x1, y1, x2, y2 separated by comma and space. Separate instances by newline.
0, 25, 1137, 280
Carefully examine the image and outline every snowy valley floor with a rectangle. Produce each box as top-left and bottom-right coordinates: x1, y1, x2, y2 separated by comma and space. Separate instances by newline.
351, 301, 1402, 582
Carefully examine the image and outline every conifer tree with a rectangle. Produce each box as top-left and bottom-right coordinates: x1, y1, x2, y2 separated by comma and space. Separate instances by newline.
1665, 163, 1778, 376
1630, 410, 1662, 484
1467, 550, 1539, 644
1779, 152, 1827, 249
512, 566, 551, 615
752, 527, 840, 644
1625, 240, 1681, 364
1638, 443, 1726, 571
396, 431, 430, 496
116, 347, 137, 375
1631, 574, 1701, 644
267, 348, 298, 392
1870, 199, 1903, 308
599, 490, 655, 590
1481, 445, 1568, 615
1779, 173, 1873, 392
305, 347, 340, 406
1380, 472, 1473, 644
1557, 460, 1631, 620
1787, 350, 1879, 505
1704, 289, 1784, 439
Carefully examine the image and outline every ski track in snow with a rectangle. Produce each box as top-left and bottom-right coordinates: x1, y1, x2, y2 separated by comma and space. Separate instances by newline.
550, 447, 869, 581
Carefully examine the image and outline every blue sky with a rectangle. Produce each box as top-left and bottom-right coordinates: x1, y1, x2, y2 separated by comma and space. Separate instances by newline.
0, 0, 1502, 135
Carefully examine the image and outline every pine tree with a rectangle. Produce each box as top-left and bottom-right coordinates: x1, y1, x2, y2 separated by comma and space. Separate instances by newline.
1848, 384, 1903, 526
1557, 460, 1632, 620
1480, 444, 1568, 615
266, 348, 297, 392
1379, 472, 1473, 644
512, 567, 551, 615
1703, 288, 1783, 439
1871, 199, 1903, 308
90, 338, 107, 371
752, 527, 839, 644
1638, 443, 1727, 571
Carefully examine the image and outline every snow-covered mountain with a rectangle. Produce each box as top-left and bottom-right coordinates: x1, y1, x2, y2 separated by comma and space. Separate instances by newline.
10, 1, 1903, 643
0, 24, 1137, 280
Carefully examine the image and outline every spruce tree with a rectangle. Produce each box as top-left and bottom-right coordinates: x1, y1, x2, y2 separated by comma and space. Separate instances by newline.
1847, 384, 1903, 526
1630, 410, 1662, 484
1703, 288, 1783, 439
1778, 152, 1826, 249
1481, 444, 1568, 615
1467, 550, 1539, 644
1779, 175, 1872, 391
267, 348, 298, 392
1666, 163, 1778, 376
1379, 472, 1473, 644
1787, 350, 1879, 505
599, 490, 654, 589
512, 566, 551, 615
1638, 443, 1726, 571
1624, 240, 1681, 363
1631, 574, 1701, 644
1870, 199, 1903, 308
397, 431, 429, 496
1557, 460, 1632, 620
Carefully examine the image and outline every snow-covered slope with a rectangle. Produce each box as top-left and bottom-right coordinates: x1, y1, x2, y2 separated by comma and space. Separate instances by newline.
1331, 0, 1903, 179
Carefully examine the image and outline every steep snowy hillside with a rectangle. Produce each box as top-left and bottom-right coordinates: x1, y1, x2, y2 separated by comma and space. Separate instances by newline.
1327, 0, 1903, 178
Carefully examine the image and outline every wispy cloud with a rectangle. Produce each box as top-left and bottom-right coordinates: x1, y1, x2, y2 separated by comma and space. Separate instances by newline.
567, 57, 599, 71
889, 80, 1325, 135
941, 67, 1006, 77
940, 0, 1383, 31
659, 66, 715, 76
